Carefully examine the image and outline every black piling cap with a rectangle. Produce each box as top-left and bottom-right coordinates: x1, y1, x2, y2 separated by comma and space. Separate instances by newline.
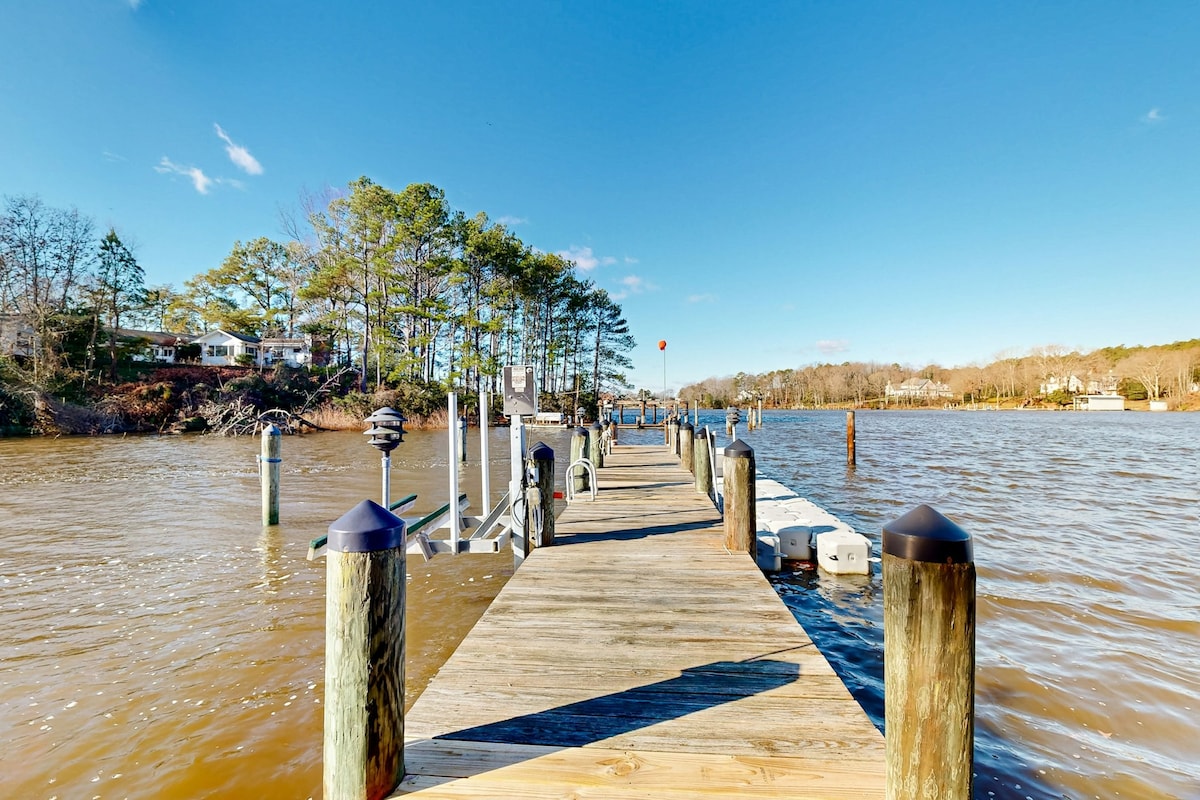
589, 421, 604, 432
528, 441, 554, 461
882, 504, 973, 564
327, 500, 406, 553
723, 439, 754, 458
679, 421, 694, 432
572, 426, 588, 438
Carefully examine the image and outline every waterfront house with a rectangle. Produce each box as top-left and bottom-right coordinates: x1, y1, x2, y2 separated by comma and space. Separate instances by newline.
0, 314, 36, 358
114, 328, 190, 363
192, 329, 262, 366
884, 378, 954, 399
1040, 373, 1119, 396
260, 336, 317, 367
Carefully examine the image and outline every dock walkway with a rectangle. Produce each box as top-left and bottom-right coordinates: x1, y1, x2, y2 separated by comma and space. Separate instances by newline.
394, 444, 885, 798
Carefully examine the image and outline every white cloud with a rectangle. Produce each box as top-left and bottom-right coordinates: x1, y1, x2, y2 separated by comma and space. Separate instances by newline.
214, 124, 263, 175
557, 245, 617, 271
128, 0, 143, 8
1143, 107, 1165, 124
624, 256, 639, 265
155, 157, 213, 194
495, 215, 528, 227
102, 150, 126, 162
816, 339, 850, 355
610, 274, 659, 300
687, 293, 715, 303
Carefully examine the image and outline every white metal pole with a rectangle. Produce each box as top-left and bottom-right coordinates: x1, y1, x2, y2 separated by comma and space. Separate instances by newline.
448, 392, 461, 554
509, 416, 527, 567
480, 391, 491, 517
381, 454, 390, 509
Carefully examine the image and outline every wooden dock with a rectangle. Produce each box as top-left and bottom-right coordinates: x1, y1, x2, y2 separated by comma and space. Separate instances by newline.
393, 444, 885, 798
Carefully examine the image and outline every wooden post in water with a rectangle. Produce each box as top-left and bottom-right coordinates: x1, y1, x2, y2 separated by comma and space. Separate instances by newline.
722, 440, 755, 555
882, 504, 975, 800
694, 428, 713, 496
588, 421, 605, 469
758, 398, 764, 428
260, 424, 281, 525
528, 442, 555, 548
847, 410, 856, 466
323, 500, 406, 800
569, 426, 589, 493
679, 420, 694, 473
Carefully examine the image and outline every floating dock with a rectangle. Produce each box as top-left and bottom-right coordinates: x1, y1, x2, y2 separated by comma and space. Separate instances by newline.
393, 443, 885, 798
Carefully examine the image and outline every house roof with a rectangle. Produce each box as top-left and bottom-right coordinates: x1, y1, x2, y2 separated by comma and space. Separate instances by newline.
114, 328, 190, 345
192, 328, 262, 344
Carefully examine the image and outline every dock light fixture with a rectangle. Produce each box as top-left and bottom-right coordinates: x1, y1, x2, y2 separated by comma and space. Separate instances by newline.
365, 407, 407, 507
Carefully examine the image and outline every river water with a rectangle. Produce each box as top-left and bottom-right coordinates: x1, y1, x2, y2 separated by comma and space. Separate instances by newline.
626, 409, 1200, 800
2, 412, 1197, 799
0, 424, 577, 800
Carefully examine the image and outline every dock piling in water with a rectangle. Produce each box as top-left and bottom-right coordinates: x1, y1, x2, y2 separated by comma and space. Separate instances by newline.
694, 427, 713, 497
259, 423, 281, 526
679, 420, 694, 473
722, 439, 756, 555
847, 410, 856, 466
882, 504, 975, 800
323, 500, 406, 800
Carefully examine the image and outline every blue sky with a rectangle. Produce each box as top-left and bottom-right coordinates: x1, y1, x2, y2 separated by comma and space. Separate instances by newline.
2, 1, 1197, 391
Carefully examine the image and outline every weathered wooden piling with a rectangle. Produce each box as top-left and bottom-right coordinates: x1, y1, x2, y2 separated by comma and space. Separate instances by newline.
323, 500, 406, 800
679, 420, 694, 473
847, 410, 856, 466
882, 504, 975, 800
694, 428, 713, 496
569, 426, 589, 493
607, 418, 619, 445
670, 417, 681, 456
260, 423, 281, 525
528, 442, 556, 548
459, 415, 468, 462
722, 439, 756, 554
588, 421, 605, 469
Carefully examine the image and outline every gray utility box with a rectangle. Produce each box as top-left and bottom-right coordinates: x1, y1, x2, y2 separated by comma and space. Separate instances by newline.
503, 365, 537, 417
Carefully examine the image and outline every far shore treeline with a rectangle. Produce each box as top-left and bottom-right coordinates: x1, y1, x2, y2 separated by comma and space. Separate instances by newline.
2, 185, 1197, 437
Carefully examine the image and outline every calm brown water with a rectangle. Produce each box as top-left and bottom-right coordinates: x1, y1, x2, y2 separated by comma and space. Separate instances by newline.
0, 426, 576, 800
4, 414, 1198, 799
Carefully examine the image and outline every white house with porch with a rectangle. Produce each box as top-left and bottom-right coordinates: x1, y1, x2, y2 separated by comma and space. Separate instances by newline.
192, 329, 263, 366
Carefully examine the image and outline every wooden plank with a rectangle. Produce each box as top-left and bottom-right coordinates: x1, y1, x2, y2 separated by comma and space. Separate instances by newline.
391, 444, 884, 798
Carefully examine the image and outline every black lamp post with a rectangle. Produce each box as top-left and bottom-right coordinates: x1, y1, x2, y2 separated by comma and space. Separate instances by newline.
364, 406, 406, 507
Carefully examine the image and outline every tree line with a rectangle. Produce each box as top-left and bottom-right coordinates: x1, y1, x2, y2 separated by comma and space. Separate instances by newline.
680, 341, 1200, 410
1, 179, 636, 411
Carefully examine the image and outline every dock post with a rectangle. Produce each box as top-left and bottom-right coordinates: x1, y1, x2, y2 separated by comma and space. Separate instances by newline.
323, 500, 406, 800
694, 428, 713, 496
679, 420, 694, 473
608, 418, 619, 445
588, 421, 605, 469
669, 417, 681, 455
459, 414, 468, 462
569, 426, 589, 493
260, 423, 281, 525
847, 410, 856, 466
528, 442, 555, 548
882, 504, 975, 800
722, 440, 755, 555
